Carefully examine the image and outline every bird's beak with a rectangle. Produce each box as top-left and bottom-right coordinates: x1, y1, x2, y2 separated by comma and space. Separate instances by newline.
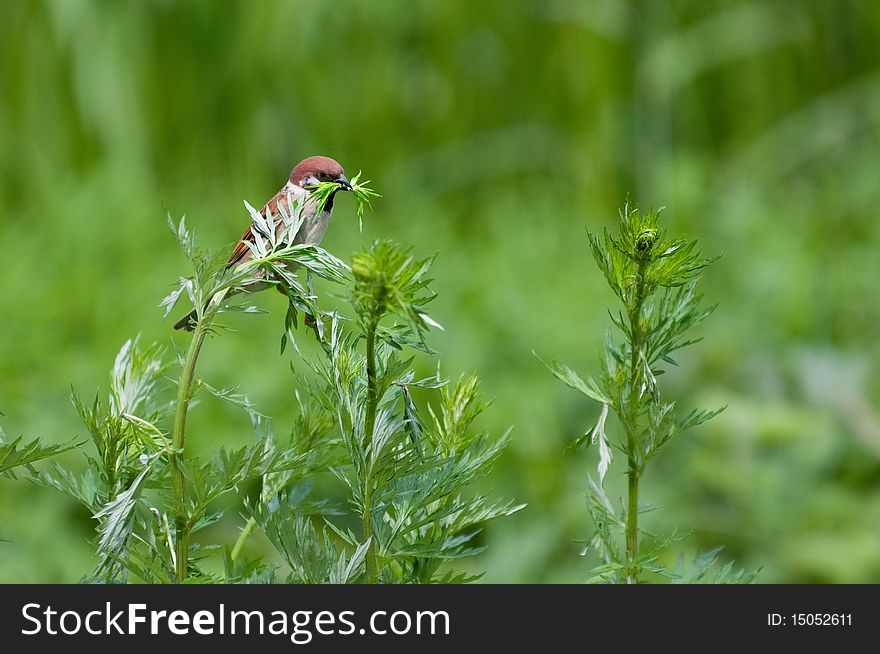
336, 175, 353, 191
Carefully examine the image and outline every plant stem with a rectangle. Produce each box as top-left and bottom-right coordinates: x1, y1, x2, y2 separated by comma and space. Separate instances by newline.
171, 322, 207, 583
624, 258, 649, 584
363, 321, 379, 583
364, 323, 379, 440
231, 517, 256, 562
625, 464, 640, 583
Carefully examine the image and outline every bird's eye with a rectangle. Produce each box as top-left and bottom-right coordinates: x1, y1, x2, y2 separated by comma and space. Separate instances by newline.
319, 172, 330, 181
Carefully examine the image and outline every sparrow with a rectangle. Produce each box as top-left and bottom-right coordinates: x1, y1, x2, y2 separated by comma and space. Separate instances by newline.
173, 155, 352, 331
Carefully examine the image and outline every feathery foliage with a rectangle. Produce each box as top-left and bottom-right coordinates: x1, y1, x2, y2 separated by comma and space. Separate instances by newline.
539, 202, 756, 584
0, 414, 76, 479
253, 242, 522, 583
308, 172, 380, 232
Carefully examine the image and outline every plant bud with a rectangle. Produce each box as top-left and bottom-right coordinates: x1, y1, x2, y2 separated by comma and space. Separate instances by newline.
635, 228, 657, 258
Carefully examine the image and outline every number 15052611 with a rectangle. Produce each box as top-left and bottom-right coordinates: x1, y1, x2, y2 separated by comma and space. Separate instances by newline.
768, 613, 852, 627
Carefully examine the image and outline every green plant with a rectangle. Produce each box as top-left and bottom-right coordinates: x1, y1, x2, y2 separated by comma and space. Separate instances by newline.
539, 202, 756, 584
250, 241, 523, 583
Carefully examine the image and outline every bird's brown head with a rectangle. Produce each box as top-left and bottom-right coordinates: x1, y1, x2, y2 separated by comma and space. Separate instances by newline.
290, 156, 352, 192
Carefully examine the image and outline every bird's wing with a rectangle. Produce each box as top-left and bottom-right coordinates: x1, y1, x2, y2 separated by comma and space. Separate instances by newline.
225, 188, 288, 268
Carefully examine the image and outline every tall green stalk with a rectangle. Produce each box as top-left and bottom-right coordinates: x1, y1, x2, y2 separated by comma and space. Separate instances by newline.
348, 241, 451, 583
541, 204, 732, 584
171, 322, 207, 583
362, 321, 379, 583
624, 257, 648, 583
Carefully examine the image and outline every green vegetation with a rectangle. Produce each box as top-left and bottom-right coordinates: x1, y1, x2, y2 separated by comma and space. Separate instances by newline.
1, 1, 879, 582
540, 204, 754, 583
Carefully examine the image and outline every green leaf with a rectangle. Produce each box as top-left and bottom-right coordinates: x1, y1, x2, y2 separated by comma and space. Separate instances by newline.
534, 352, 611, 405
92, 462, 153, 579
671, 548, 760, 584
0, 436, 78, 478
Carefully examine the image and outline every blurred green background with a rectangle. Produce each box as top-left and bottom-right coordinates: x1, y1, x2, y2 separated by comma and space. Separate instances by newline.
2, 0, 879, 583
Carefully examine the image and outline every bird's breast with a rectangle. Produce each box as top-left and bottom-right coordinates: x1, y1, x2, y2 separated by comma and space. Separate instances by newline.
296, 208, 332, 246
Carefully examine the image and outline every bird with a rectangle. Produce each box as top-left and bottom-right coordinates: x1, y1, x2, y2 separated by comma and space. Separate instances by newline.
173, 155, 352, 331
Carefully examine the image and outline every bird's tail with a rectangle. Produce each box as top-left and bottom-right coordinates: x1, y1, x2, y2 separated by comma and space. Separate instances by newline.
173, 309, 198, 331
172, 288, 231, 332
